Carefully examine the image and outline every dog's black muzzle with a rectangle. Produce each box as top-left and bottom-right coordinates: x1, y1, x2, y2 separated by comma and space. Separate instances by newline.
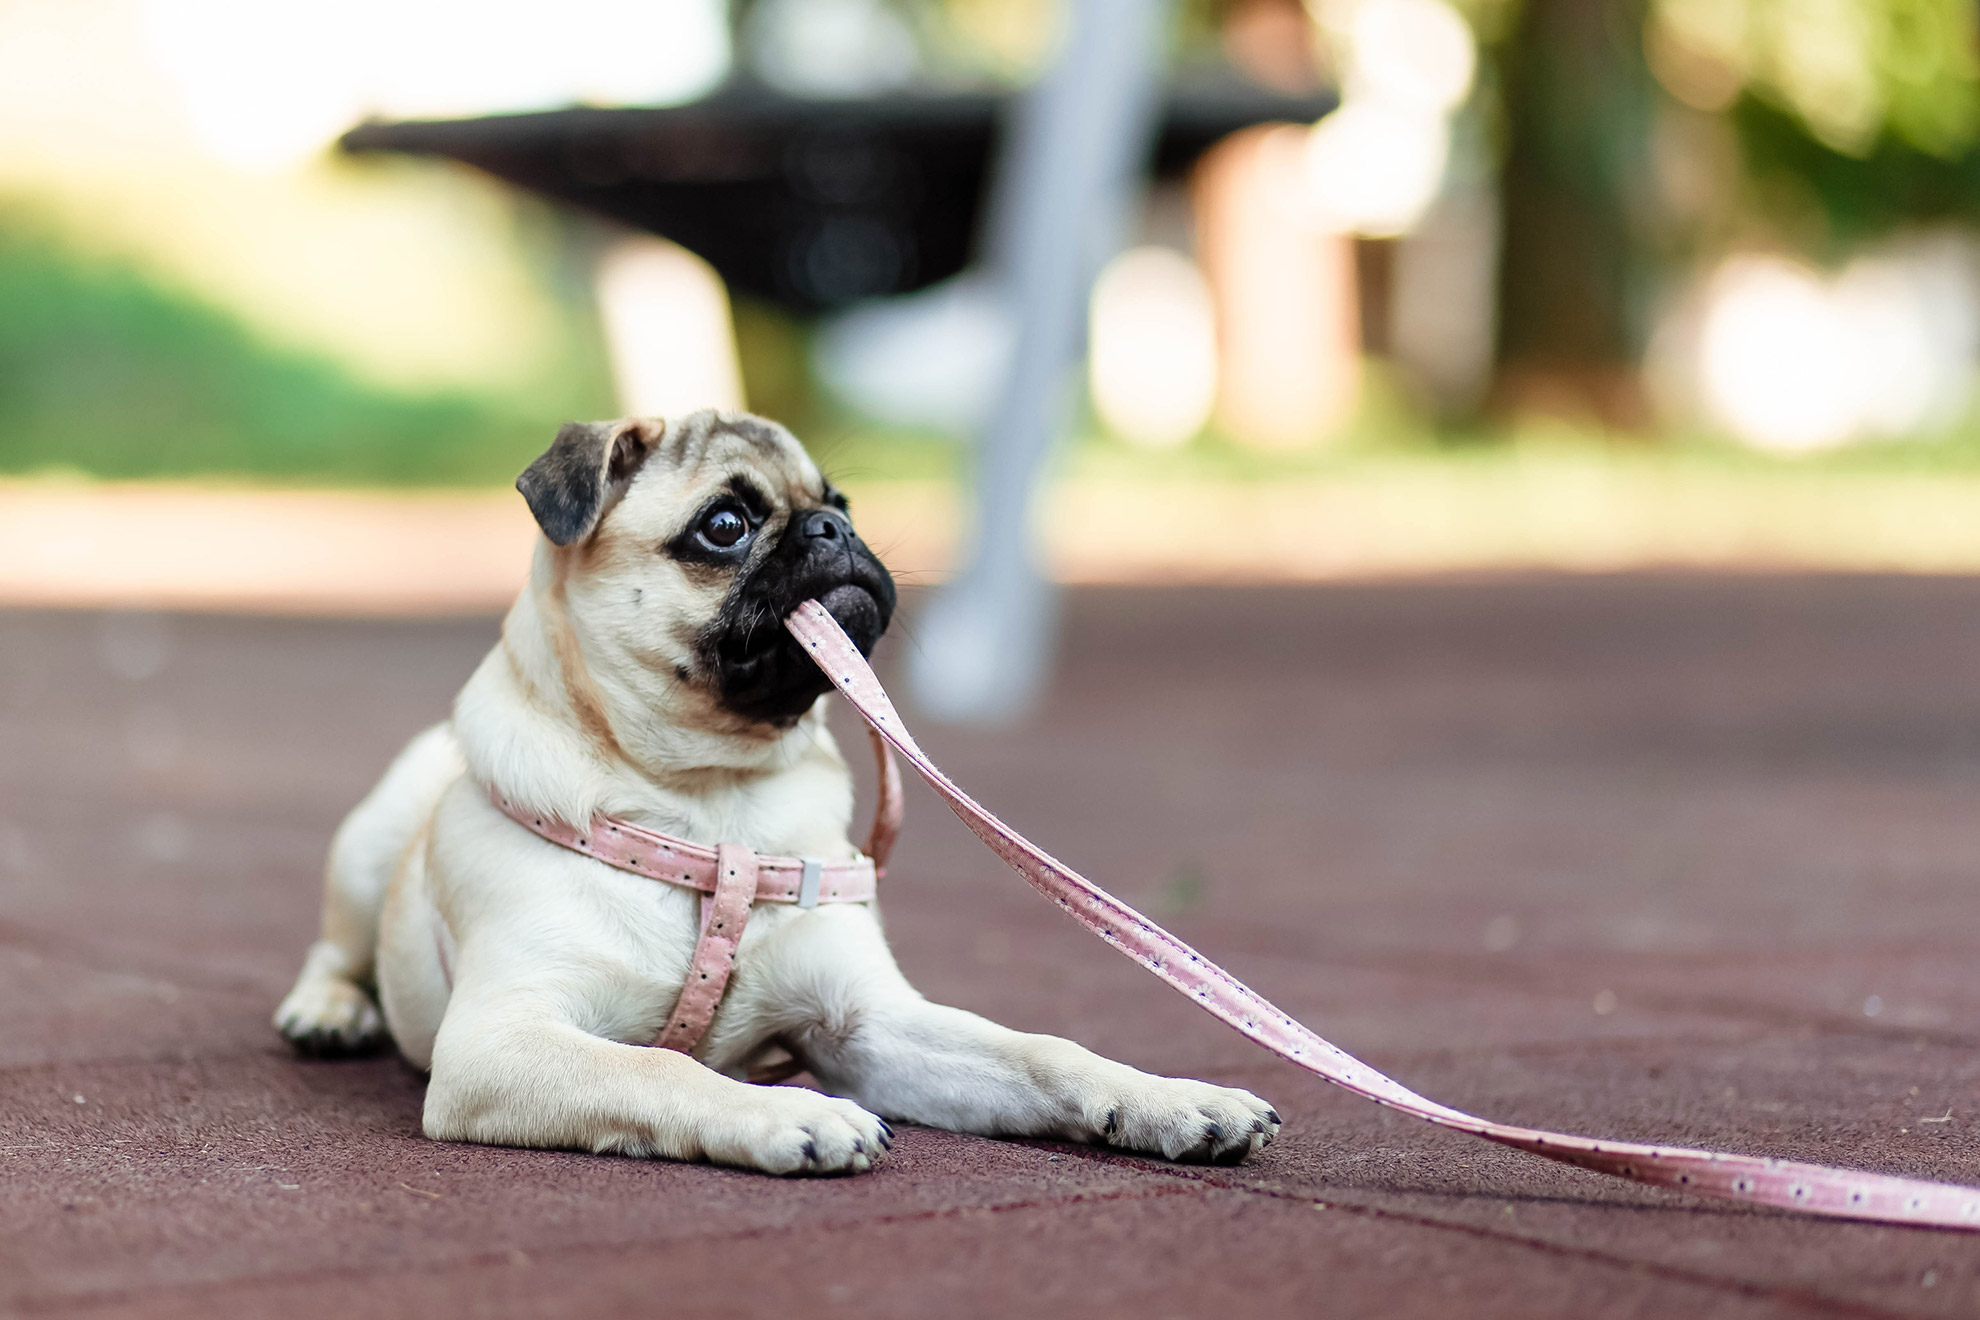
705, 507, 896, 726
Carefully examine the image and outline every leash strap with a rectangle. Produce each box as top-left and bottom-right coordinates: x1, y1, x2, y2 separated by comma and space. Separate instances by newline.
864, 724, 904, 879
786, 599, 1980, 1232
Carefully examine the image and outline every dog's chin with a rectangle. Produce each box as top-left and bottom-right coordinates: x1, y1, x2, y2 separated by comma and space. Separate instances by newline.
816, 583, 883, 655
708, 584, 890, 728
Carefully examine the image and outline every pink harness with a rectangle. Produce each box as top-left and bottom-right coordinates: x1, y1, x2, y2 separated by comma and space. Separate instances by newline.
490, 725, 901, 1053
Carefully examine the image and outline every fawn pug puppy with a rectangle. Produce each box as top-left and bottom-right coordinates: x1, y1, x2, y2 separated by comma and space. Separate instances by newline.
274, 410, 1279, 1174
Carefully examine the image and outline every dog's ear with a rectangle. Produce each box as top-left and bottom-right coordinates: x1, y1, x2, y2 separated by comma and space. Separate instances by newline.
516, 418, 664, 546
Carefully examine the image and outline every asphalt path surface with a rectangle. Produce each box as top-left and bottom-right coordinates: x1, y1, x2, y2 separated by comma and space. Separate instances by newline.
6, 576, 1980, 1317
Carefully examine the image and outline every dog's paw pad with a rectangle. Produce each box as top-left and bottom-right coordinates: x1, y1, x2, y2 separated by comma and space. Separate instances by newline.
274, 977, 385, 1057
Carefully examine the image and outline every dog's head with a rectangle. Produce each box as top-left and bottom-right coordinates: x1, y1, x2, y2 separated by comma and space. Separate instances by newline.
516, 410, 895, 734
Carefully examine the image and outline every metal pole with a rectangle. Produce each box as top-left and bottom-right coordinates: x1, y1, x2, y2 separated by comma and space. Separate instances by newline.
905, 0, 1169, 724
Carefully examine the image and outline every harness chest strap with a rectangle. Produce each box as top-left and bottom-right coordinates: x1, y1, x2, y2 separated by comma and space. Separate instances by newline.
784, 598, 1980, 1234
652, 843, 759, 1052
486, 724, 901, 1054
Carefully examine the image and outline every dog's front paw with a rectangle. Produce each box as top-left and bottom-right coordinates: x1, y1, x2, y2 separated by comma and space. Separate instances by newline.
1095, 1077, 1280, 1166
274, 974, 385, 1057
705, 1087, 891, 1177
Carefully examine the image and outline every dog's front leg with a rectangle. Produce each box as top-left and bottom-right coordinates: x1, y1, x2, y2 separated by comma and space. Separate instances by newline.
796, 990, 1279, 1165
424, 988, 890, 1175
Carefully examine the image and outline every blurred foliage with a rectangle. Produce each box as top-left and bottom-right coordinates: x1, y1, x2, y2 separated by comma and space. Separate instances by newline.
815, 377, 1980, 490
731, 296, 820, 435
807, 424, 968, 484
1650, 0, 1980, 158
1444, 0, 1524, 47
1732, 94, 1980, 255
913, 0, 1063, 83
1647, 0, 1980, 250
0, 207, 963, 488
0, 216, 611, 485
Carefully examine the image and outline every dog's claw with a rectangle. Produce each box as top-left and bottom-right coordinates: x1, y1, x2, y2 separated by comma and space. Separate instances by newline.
274, 971, 385, 1058
281, 1026, 385, 1059
713, 1092, 887, 1176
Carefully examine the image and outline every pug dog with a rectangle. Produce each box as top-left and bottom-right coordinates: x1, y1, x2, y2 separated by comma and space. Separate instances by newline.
274, 410, 1279, 1174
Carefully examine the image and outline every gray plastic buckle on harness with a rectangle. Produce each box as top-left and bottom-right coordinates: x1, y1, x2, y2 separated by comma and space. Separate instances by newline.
797, 858, 823, 908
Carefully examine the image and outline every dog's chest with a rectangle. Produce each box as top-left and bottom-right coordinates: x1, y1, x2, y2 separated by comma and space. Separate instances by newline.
559, 865, 806, 1040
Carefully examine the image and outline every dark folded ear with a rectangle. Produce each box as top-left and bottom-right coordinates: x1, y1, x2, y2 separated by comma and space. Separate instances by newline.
516, 418, 664, 546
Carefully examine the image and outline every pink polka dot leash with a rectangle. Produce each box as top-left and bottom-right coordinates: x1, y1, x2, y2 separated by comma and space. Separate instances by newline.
787, 599, 1980, 1231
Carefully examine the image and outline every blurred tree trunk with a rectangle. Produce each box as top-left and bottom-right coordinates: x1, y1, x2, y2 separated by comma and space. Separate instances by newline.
1493, 0, 1656, 426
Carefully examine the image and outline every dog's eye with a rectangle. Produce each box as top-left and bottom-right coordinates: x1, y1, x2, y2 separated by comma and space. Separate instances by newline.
698, 507, 749, 550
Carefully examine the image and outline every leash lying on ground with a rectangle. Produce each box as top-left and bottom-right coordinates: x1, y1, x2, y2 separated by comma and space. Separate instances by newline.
786, 598, 1980, 1232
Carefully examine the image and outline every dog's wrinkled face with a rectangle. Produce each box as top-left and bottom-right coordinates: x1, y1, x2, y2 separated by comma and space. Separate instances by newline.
516, 411, 895, 733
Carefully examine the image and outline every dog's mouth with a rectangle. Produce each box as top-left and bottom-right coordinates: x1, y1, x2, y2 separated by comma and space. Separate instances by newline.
815, 582, 883, 652
701, 517, 895, 727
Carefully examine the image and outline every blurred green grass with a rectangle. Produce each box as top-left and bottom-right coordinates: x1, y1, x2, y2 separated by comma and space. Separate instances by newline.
10, 211, 1980, 495
0, 218, 612, 486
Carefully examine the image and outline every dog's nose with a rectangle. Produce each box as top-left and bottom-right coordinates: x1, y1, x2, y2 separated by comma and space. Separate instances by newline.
801, 509, 854, 543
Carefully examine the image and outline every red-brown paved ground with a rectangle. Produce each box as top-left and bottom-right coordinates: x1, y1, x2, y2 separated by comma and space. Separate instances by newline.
6, 576, 1980, 1318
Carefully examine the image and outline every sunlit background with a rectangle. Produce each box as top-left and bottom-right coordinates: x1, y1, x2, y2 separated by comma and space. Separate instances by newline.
8, 0, 1980, 603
